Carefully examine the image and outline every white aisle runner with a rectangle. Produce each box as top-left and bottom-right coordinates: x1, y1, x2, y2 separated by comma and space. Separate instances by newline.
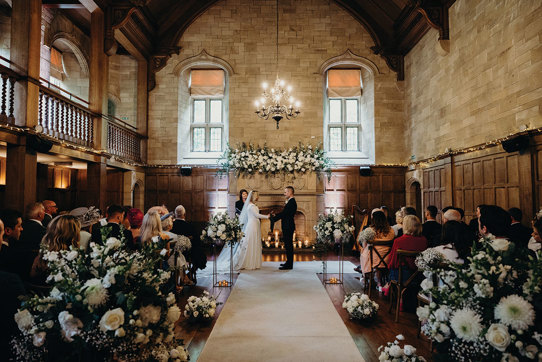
198, 261, 365, 362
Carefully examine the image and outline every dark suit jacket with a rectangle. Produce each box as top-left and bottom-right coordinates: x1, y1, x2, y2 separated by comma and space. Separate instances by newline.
19, 220, 46, 251
0, 242, 35, 280
171, 219, 207, 270
272, 198, 297, 234
235, 200, 244, 215
42, 214, 53, 228
422, 220, 442, 248
508, 222, 532, 247
91, 222, 133, 246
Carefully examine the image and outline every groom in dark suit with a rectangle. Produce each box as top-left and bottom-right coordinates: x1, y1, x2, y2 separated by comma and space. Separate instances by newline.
270, 186, 297, 270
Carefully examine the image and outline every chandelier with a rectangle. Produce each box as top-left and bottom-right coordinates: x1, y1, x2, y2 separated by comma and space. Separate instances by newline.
254, 0, 301, 129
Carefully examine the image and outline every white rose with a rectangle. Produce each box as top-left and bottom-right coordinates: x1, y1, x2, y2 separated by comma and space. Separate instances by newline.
99, 308, 125, 331
388, 344, 403, 358
209, 308, 215, 317
193, 311, 199, 318
33, 331, 46, 347
66, 250, 79, 261
167, 305, 181, 323
486, 324, 511, 352
166, 293, 176, 306
14, 309, 34, 332
105, 237, 121, 249
421, 278, 433, 291
115, 327, 126, 337
44, 320, 54, 329
490, 238, 510, 251
403, 345, 416, 356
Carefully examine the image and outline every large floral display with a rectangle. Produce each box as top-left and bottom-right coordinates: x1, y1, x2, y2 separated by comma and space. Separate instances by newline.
416, 235, 542, 361
312, 210, 355, 258
219, 143, 332, 177
12, 231, 188, 362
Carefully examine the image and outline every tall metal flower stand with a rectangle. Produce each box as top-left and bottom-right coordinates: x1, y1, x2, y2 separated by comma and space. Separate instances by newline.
212, 241, 234, 288
322, 237, 345, 285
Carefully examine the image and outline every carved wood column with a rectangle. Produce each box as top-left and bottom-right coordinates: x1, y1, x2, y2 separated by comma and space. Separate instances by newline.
87, 159, 107, 213
5, 137, 37, 210
137, 60, 147, 162
89, 9, 107, 150
10, 0, 41, 127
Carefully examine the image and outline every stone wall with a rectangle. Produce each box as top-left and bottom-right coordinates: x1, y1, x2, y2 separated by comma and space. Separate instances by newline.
148, 0, 405, 165
0, 12, 9, 60
405, 0, 542, 162
108, 54, 138, 127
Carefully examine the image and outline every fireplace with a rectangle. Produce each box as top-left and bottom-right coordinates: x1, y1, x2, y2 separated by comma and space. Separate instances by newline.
228, 172, 325, 242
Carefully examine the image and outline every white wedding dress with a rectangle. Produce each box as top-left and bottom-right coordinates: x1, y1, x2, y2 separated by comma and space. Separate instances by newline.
233, 202, 268, 270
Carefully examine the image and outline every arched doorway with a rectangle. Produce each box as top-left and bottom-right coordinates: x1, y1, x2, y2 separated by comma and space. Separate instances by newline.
409, 181, 422, 220
132, 182, 143, 210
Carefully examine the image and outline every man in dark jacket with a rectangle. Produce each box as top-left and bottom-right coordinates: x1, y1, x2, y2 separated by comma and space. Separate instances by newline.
422, 205, 442, 247
270, 186, 297, 270
171, 205, 207, 272
91, 204, 133, 245
508, 207, 532, 247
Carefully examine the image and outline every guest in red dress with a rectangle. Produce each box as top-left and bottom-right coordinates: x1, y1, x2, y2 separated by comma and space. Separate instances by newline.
388, 215, 428, 283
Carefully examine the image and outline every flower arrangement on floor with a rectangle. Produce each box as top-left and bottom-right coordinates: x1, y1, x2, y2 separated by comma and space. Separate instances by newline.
378, 335, 426, 361
12, 231, 188, 362
342, 292, 379, 321
313, 210, 355, 258
183, 291, 221, 323
200, 212, 244, 246
219, 143, 332, 178
416, 234, 542, 361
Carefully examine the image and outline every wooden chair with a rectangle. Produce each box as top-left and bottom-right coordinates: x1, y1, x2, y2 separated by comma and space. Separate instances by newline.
351, 206, 369, 252
388, 249, 421, 322
365, 239, 394, 297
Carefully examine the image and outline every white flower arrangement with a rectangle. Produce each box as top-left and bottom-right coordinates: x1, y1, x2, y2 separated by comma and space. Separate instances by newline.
313, 210, 355, 244
416, 233, 542, 361
201, 212, 244, 246
377, 336, 426, 362
415, 248, 445, 271
342, 292, 379, 321
357, 227, 375, 247
219, 143, 332, 178
183, 291, 221, 322
11, 229, 188, 361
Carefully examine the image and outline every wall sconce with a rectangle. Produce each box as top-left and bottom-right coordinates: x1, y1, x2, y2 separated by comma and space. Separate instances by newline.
53, 167, 71, 189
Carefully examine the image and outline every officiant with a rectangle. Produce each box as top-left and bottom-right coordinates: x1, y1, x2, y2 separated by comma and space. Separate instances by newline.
235, 189, 248, 215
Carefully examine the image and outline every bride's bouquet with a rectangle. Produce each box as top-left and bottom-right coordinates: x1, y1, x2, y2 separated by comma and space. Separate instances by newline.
11, 231, 188, 362
200, 212, 244, 246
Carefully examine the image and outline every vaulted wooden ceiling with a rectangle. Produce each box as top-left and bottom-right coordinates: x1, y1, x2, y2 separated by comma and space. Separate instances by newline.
39, 0, 456, 88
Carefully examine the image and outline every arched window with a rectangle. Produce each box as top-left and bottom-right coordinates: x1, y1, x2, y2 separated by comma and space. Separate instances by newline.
174, 50, 232, 165
321, 51, 376, 165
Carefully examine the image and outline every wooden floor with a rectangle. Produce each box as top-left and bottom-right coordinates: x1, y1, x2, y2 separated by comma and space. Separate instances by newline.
174, 252, 432, 361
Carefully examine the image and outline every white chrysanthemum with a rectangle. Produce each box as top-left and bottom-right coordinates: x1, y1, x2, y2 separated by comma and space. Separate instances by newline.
83, 278, 108, 307
494, 295, 535, 331
450, 308, 483, 342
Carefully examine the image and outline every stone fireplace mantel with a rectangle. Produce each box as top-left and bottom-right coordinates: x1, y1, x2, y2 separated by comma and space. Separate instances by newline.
228, 172, 325, 241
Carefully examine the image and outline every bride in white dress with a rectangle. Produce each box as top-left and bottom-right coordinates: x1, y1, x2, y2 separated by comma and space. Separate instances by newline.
233, 191, 269, 270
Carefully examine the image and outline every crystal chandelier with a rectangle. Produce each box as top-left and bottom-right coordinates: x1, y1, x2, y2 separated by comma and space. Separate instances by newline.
254, 0, 301, 129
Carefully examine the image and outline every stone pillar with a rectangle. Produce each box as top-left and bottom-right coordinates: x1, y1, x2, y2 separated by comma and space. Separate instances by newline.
5, 138, 37, 210
89, 9, 107, 150
137, 60, 148, 162
87, 159, 107, 212
10, 0, 41, 127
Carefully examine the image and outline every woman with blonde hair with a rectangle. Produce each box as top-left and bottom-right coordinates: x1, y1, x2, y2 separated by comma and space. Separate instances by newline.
30, 215, 81, 284
137, 210, 163, 246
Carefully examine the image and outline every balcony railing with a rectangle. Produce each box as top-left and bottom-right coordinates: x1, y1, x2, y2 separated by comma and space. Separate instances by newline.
0, 57, 19, 125
107, 116, 143, 163
39, 84, 94, 147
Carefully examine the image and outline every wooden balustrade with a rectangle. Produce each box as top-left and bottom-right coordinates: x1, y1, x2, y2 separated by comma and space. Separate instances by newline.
39, 86, 94, 147
107, 117, 143, 162
0, 62, 19, 125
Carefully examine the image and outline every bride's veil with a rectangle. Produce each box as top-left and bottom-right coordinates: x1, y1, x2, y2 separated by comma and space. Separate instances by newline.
209, 190, 252, 273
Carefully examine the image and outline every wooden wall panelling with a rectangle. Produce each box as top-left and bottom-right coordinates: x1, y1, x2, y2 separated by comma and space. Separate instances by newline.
422, 158, 452, 220
105, 169, 124, 207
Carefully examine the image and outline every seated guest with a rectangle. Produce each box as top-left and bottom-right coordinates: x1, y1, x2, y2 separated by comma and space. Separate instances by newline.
0, 219, 26, 360
468, 204, 487, 237
0, 209, 24, 277
127, 208, 144, 241
20, 202, 46, 251
69, 207, 101, 252
30, 215, 81, 285
42, 200, 58, 228
432, 220, 473, 264
359, 211, 395, 287
392, 209, 404, 237
380, 206, 395, 226
529, 218, 542, 257
507, 207, 532, 247
172, 205, 207, 273
235, 189, 248, 215
479, 205, 511, 241
404, 207, 417, 216
137, 211, 163, 246
443, 208, 461, 224
455, 208, 465, 222
148, 205, 169, 217
422, 205, 442, 247
91, 204, 133, 246
388, 215, 428, 283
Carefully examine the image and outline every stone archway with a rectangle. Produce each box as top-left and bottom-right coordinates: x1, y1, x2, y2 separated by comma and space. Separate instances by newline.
407, 178, 422, 220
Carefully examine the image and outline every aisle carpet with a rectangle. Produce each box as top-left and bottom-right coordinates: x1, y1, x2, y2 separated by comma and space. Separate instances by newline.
198, 261, 365, 362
